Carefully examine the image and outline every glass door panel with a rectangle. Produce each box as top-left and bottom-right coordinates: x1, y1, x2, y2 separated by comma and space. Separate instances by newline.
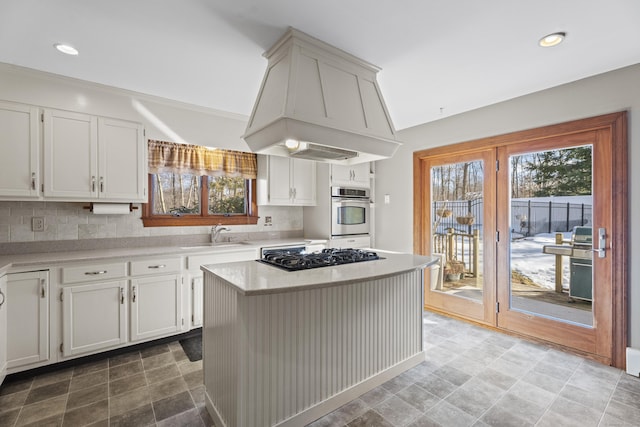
496, 128, 615, 362
422, 150, 496, 324
507, 146, 593, 327
431, 160, 484, 301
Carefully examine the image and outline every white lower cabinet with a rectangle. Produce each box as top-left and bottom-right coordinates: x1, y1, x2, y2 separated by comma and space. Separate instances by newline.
59, 258, 184, 358
186, 248, 258, 328
130, 274, 183, 342
190, 275, 204, 328
6, 271, 49, 369
0, 275, 7, 385
62, 281, 128, 357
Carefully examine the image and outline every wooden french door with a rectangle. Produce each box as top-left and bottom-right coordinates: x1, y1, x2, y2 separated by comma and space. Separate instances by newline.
418, 149, 497, 325
414, 112, 627, 367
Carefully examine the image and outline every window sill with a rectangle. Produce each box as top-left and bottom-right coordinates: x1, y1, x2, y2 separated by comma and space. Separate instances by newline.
142, 216, 260, 227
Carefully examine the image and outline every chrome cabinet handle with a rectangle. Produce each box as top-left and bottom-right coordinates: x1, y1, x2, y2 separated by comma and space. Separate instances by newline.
41, 279, 46, 298
0, 288, 5, 308
132, 286, 136, 303
31, 172, 36, 190
85, 271, 107, 275
100, 176, 104, 193
91, 176, 96, 192
148, 265, 166, 269
120, 287, 124, 304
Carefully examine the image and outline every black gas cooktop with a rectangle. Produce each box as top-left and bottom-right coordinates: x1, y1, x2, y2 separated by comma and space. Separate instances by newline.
258, 248, 382, 271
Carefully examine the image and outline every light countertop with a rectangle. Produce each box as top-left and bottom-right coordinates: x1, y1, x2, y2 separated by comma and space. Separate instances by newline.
0, 238, 316, 276
201, 250, 439, 296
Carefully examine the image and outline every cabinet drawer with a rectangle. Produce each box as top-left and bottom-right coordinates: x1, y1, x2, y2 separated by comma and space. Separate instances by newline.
329, 236, 371, 249
130, 257, 182, 276
62, 263, 127, 284
187, 249, 257, 270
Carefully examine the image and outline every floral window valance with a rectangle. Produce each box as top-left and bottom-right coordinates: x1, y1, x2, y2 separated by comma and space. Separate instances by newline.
148, 140, 257, 179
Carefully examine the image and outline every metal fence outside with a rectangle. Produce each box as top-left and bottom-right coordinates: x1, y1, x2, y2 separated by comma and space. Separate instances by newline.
432, 199, 592, 237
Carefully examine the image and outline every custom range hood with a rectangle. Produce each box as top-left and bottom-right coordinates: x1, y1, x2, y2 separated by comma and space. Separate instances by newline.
243, 28, 401, 164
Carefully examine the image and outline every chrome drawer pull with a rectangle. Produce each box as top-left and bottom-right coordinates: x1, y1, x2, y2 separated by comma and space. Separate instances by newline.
148, 265, 166, 269
120, 288, 124, 304
85, 271, 107, 275
132, 286, 137, 303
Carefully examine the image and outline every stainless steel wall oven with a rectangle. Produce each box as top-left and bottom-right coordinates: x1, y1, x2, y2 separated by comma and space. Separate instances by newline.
331, 186, 370, 237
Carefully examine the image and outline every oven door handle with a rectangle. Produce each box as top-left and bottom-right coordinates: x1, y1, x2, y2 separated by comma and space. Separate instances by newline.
333, 199, 369, 205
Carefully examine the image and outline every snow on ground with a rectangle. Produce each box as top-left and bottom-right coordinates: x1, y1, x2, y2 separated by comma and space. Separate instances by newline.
510, 232, 572, 290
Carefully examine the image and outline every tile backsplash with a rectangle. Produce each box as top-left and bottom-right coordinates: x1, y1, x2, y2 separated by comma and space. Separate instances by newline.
0, 201, 303, 243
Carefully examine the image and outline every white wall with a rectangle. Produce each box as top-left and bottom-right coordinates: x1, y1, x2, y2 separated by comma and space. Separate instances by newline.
374, 63, 640, 348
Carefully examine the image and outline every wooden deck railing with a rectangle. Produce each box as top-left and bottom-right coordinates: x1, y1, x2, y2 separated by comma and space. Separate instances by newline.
433, 228, 480, 277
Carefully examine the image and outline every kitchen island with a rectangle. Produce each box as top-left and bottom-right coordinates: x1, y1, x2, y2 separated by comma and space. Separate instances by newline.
201, 251, 438, 427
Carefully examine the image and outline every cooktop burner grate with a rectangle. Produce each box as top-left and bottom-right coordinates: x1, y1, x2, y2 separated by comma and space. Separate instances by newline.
259, 248, 382, 271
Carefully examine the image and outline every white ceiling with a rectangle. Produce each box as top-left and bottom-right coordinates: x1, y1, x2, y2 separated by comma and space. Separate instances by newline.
1, 0, 639, 130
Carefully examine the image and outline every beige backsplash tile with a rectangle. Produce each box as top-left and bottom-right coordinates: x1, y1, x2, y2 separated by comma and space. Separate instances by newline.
0, 201, 303, 244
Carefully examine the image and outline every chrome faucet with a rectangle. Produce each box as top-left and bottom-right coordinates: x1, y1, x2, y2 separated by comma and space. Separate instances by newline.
211, 223, 231, 244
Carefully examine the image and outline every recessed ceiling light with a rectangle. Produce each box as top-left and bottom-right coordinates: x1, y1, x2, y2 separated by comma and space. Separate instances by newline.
54, 43, 79, 56
539, 32, 566, 48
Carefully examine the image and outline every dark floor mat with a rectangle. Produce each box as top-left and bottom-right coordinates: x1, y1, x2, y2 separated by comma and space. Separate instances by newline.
179, 335, 202, 362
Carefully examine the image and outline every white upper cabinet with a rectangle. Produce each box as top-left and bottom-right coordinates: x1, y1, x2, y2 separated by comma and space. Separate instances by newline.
0, 101, 40, 198
43, 109, 145, 202
98, 118, 146, 201
331, 162, 370, 188
257, 155, 316, 206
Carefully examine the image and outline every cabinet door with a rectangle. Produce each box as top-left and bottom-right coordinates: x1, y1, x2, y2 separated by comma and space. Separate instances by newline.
0, 101, 40, 198
350, 162, 371, 187
331, 162, 370, 188
130, 274, 183, 342
330, 164, 353, 186
6, 271, 49, 369
98, 118, 146, 202
62, 281, 127, 357
291, 158, 316, 205
191, 275, 203, 328
267, 155, 293, 205
0, 275, 7, 385
43, 109, 98, 199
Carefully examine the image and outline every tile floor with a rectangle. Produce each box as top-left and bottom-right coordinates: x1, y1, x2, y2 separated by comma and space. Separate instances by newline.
0, 340, 212, 427
1, 311, 639, 426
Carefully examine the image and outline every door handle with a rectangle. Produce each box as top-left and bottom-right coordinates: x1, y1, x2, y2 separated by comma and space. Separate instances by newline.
0, 288, 5, 308
41, 279, 46, 298
592, 227, 606, 258
100, 176, 104, 193
31, 172, 36, 190
120, 287, 124, 304
91, 176, 96, 192
132, 286, 137, 303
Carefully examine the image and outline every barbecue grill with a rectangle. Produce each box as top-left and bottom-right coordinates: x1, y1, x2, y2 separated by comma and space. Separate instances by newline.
569, 226, 593, 301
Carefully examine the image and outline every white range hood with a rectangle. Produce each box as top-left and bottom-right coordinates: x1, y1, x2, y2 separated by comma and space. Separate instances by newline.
243, 28, 402, 164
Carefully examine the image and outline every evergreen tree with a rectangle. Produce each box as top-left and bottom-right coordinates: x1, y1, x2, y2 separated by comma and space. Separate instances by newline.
526, 146, 592, 196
